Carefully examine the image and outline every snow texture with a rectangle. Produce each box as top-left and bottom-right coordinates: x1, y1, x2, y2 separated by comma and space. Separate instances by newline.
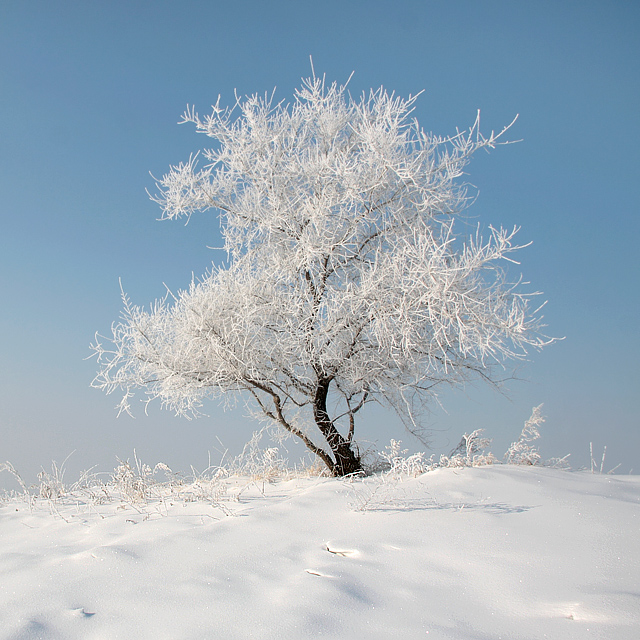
1, 466, 638, 639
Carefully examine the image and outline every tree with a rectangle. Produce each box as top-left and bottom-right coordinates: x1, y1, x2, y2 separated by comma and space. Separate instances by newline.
92, 73, 552, 476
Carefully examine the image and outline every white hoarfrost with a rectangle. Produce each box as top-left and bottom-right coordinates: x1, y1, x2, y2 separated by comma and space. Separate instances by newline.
505, 403, 545, 465
92, 74, 552, 475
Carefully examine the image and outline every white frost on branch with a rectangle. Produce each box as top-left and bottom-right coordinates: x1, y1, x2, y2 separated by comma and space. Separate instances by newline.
504, 404, 544, 465
92, 73, 554, 475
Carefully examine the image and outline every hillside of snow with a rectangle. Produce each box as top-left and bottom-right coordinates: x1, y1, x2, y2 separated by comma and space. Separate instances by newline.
1, 466, 638, 639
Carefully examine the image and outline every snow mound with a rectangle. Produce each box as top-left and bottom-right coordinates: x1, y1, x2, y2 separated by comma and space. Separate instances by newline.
1, 466, 638, 639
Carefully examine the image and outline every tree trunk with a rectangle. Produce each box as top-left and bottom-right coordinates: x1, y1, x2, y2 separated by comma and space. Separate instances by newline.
313, 380, 362, 477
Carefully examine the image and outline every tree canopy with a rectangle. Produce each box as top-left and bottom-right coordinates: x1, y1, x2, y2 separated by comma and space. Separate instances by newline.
92, 74, 552, 476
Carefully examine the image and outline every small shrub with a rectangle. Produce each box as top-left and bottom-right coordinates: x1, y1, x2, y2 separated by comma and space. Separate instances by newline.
377, 440, 431, 477
442, 429, 496, 467
504, 405, 544, 465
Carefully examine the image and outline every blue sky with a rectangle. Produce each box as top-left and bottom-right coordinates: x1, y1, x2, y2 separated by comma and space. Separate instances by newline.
1, 0, 638, 483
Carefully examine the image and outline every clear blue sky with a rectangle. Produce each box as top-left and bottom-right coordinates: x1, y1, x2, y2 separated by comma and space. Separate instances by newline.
1, 0, 638, 484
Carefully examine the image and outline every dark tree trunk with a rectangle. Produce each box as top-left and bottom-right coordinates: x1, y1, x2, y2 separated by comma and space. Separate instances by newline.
313, 379, 362, 477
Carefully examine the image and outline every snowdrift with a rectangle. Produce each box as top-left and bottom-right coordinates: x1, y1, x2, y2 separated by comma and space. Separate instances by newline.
1, 466, 638, 639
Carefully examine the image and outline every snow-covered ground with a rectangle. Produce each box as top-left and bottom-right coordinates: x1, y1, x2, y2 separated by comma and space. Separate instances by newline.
1, 466, 638, 639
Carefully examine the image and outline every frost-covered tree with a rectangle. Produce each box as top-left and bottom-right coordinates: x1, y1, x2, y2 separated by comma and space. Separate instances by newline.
92, 73, 552, 476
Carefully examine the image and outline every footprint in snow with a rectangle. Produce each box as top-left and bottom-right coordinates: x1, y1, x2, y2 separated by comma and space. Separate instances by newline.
305, 569, 335, 578
325, 543, 359, 558
70, 607, 96, 618
305, 543, 359, 577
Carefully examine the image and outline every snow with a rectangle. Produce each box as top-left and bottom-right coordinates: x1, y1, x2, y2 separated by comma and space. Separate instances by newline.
1, 466, 638, 639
